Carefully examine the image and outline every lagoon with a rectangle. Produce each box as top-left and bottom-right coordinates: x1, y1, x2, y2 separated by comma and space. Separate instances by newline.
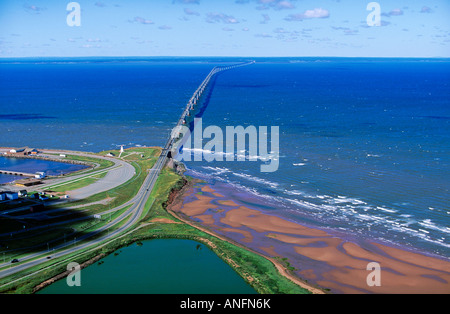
0, 156, 88, 184
38, 239, 257, 294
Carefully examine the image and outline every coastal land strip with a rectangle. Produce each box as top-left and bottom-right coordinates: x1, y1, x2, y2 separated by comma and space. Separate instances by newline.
2, 146, 448, 294
0, 147, 315, 294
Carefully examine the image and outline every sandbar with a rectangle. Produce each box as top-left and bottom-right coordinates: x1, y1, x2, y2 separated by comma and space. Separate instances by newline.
172, 183, 450, 293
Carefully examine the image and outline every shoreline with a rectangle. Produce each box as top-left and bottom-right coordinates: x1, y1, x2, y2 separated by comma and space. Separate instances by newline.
32, 253, 106, 293
170, 179, 450, 294
165, 178, 325, 294
30, 170, 318, 295
14, 147, 447, 294
0, 147, 93, 167
0, 150, 94, 184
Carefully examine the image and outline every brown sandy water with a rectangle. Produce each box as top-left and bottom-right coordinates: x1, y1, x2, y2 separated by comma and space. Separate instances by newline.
171, 183, 450, 294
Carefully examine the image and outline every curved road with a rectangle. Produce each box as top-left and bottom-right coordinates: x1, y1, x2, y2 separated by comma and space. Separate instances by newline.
38, 150, 136, 200
0, 145, 167, 280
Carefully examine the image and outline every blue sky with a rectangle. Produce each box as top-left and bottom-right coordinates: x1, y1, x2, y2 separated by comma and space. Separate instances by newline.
0, 0, 449, 58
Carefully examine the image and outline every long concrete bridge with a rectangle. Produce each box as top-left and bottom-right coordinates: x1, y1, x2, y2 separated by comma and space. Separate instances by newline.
167, 61, 256, 159
179, 61, 255, 127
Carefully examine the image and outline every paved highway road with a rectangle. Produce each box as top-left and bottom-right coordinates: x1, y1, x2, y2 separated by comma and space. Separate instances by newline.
38, 150, 136, 200
0, 142, 169, 280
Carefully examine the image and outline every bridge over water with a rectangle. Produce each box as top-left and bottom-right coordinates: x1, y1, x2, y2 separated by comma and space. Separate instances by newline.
165, 61, 256, 160
0, 170, 35, 178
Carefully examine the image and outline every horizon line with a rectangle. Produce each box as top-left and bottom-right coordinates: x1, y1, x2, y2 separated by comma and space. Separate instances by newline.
1, 55, 449, 60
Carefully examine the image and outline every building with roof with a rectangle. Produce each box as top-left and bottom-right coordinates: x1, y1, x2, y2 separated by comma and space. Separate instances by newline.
9, 147, 26, 154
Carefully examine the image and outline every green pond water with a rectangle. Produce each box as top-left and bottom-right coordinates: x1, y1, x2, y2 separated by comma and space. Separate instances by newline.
38, 239, 257, 294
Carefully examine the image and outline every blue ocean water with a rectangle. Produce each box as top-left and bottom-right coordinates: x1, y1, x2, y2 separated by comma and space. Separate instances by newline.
0, 58, 449, 258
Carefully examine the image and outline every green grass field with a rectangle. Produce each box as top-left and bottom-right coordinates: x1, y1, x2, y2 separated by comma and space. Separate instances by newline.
48, 171, 108, 193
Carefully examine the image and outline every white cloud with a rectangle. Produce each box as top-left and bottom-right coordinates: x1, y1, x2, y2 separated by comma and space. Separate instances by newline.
276, 1, 295, 10
133, 16, 154, 24
255, 0, 295, 11
81, 44, 101, 49
23, 4, 46, 14
255, 33, 273, 38
173, 0, 200, 4
382, 8, 404, 17
273, 27, 289, 34
184, 8, 200, 16
285, 8, 330, 21
260, 14, 270, 24
206, 12, 240, 24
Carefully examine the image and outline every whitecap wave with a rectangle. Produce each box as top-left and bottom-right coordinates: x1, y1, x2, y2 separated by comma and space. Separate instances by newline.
419, 219, 450, 234
232, 172, 280, 189
201, 166, 231, 175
